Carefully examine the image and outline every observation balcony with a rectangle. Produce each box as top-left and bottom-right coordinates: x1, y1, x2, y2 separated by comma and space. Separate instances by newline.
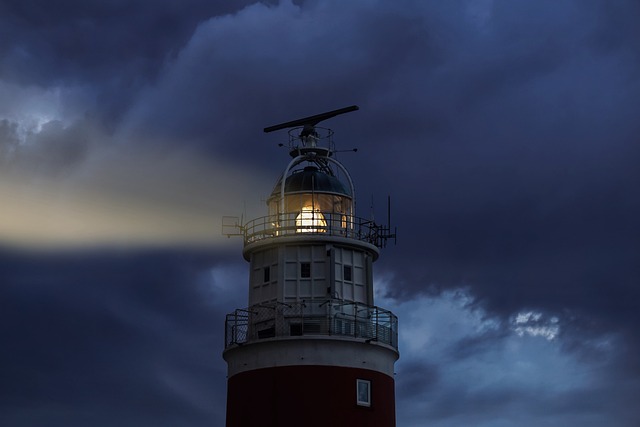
224, 299, 398, 351
243, 212, 392, 248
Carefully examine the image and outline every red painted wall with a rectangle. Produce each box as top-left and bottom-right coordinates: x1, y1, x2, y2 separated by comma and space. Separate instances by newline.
226, 365, 396, 427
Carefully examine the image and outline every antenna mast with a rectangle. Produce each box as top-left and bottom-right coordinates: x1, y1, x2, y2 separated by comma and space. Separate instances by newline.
264, 105, 360, 181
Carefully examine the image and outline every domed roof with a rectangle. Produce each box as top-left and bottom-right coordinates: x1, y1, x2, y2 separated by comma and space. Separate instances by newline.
270, 166, 352, 198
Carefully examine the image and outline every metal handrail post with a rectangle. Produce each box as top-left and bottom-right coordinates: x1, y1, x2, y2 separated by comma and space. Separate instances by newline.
375, 307, 379, 342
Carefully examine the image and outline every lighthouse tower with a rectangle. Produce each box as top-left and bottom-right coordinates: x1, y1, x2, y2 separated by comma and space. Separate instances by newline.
223, 106, 399, 427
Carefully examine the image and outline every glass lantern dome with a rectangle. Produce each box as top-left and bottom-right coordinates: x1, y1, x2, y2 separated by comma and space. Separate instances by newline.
267, 166, 353, 234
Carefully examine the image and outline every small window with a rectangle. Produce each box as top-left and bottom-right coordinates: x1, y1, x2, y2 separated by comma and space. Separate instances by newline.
263, 266, 270, 283
356, 379, 371, 407
301, 262, 311, 278
343, 265, 352, 282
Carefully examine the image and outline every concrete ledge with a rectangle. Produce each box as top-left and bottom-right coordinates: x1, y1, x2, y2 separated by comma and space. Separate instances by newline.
223, 335, 399, 378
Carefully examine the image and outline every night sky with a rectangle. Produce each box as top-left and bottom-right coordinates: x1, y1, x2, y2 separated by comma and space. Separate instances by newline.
1, 1, 639, 426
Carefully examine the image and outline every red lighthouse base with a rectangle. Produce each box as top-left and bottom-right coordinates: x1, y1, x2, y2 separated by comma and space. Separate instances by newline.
225, 365, 396, 427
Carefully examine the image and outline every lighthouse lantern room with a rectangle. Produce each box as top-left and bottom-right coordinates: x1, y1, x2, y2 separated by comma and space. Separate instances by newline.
223, 106, 399, 427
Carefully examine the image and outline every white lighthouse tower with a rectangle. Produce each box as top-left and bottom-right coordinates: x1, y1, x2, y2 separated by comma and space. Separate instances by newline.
223, 106, 398, 427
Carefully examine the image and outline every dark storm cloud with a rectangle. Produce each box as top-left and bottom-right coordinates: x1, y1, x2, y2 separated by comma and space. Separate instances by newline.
117, 0, 441, 163
0, 0, 257, 85
0, 119, 21, 161
2, 0, 640, 425
0, 248, 241, 426
395, 360, 440, 396
0, 0, 258, 125
5, 119, 91, 172
339, 0, 640, 331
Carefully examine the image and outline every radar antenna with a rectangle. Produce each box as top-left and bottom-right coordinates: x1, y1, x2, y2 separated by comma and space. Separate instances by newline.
264, 105, 359, 161
264, 105, 359, 134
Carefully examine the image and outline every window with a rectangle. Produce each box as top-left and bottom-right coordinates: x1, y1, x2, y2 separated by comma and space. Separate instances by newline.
263, 266, 270, 283
343, 265, 352, 282
356, 379, 371, 406
301, 262, 311, 278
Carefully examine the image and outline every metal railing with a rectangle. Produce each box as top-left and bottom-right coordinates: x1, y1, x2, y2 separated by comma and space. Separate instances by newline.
243, 212, 390, 248
224, 299, 398, 350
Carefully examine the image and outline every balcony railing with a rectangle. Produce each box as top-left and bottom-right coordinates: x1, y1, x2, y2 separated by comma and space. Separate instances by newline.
243, 212, 390, 248
224, 299, 398, 351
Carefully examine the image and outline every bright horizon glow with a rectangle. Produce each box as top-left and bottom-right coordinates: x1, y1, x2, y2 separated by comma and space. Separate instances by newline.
0, 137, 269, 248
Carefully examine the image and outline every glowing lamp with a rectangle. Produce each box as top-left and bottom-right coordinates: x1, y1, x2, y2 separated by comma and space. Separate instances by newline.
267, 164, 354, 236
296, 206, 327, 232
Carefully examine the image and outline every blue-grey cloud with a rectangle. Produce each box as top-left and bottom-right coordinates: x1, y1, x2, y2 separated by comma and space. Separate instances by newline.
1, 0, 639, 426
0, 249, 245, 426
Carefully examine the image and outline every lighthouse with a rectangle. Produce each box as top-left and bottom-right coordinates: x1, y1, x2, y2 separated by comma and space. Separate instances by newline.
223, 106, 398, 427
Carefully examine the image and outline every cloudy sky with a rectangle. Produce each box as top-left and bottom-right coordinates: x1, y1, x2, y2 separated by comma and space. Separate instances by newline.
1, 0, 639, 426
